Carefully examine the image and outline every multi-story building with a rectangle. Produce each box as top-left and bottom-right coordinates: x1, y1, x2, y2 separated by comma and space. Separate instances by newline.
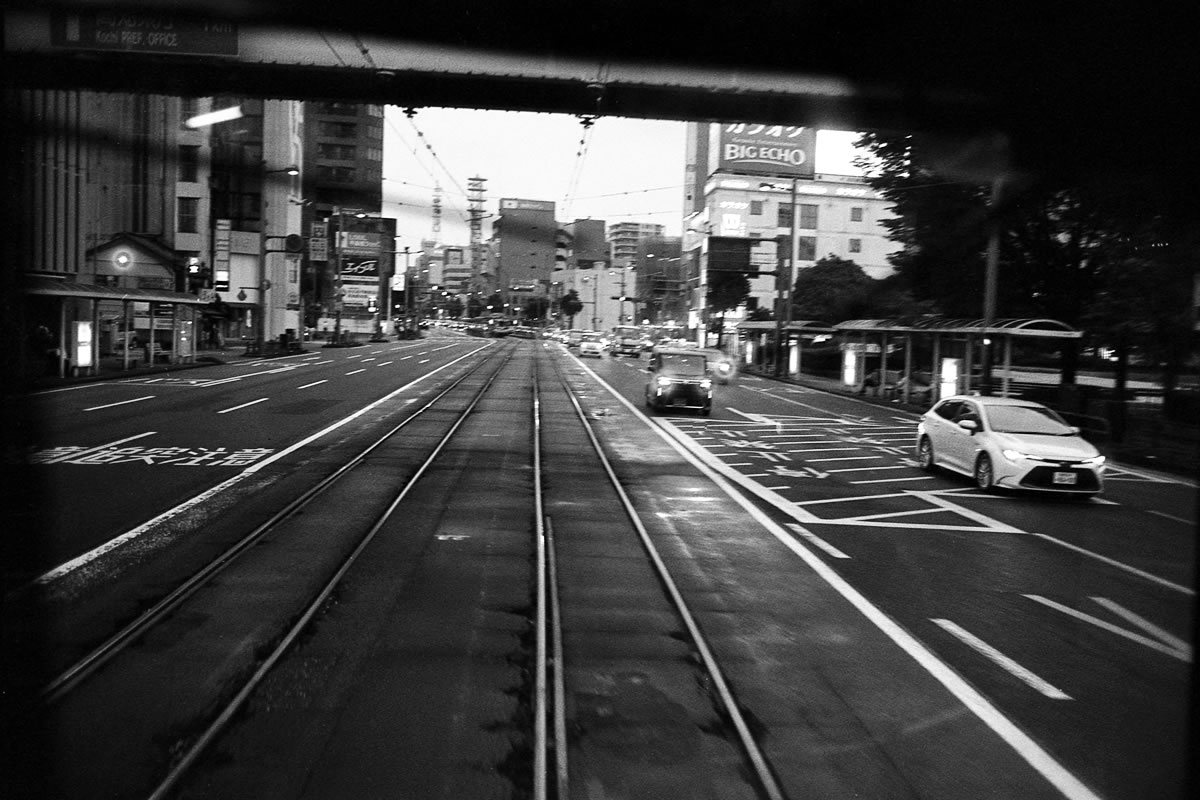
299, 102, 387, 331
15, 90, 304, 377
608, 222, 665, 268
683, 122, 899, 341
491, 198, 558, 316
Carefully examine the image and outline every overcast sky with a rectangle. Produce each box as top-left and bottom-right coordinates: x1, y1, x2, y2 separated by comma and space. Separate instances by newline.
381, 108, 865, 249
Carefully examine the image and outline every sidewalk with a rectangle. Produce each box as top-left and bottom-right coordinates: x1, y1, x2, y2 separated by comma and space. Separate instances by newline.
31, 340, 337, 391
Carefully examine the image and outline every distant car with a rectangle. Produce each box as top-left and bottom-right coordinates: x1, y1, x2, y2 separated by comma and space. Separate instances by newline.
565, 330, 586, 348
644, 348, 712, 415
578, 332, 606, 358
916, 396, 1105, 495
700, 348, 737, 384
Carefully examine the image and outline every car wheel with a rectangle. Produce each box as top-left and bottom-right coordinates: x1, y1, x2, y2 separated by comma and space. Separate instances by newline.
974, 453, 995, 491
917, 437, 936, 471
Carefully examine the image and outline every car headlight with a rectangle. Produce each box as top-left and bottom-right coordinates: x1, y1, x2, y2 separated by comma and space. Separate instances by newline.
656, 376, 673, 387
700, 378, 712, 390
1080, 455, 1106, 467
1001, 449, 1031, 463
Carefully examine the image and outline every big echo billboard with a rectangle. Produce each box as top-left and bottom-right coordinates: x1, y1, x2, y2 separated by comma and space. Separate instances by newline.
711, 123, 816, 179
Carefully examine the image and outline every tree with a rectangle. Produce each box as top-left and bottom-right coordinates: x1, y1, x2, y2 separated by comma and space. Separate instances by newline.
706, 271, 751, 344
856, 130, 1199, 389
445, 296, 464, 319
560, 289, 584, 328
791, 255, 874, 322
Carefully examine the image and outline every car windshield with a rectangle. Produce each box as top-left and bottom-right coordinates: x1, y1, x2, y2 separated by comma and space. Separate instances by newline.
986, 405, 1074, 435
659, 354, 707, 376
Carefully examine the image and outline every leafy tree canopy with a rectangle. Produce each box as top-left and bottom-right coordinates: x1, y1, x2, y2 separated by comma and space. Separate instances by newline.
707, 270, 750, 314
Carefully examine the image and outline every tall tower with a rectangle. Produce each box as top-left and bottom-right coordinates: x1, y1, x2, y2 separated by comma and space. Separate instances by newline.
467, 176, 487, 290
431, 184, 442, 244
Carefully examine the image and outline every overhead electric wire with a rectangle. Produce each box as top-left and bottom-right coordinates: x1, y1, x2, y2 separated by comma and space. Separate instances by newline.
560, 116, 596, 220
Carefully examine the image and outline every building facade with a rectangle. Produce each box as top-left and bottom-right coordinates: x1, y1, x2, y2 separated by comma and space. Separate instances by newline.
683, 122, 899, 342
13, 90, 305, 377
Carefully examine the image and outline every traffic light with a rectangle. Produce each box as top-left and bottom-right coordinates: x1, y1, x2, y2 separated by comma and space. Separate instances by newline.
366, 297, 378, 313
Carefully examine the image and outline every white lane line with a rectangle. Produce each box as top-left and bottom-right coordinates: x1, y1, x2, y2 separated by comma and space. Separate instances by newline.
1090, 596, 1191, 657
345, 368, 366, 375
578, 360, 1104, 799
362, 357, 376, 362
83, 395, 155, 412
418, 359, 431, 364
42, 431, 158, 464
400, 355, 413, 360
376, 361, 394, 367
1148, 510, 1193, 526
849, 476, 936, 484
297, 380, 328, 390
786, 523, 850, 558
827, 465, 911, 473
30, 342, 496, 587
1025, 595, 1192, 662
217, 397, 270, 414
1030, 533, 1193, 596
807, 455, 886, 463
932, 619, 1072, 700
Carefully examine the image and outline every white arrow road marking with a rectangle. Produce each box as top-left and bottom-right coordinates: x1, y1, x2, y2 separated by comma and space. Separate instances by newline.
1024, 595, 1191, 662
933, 619, 1072, 700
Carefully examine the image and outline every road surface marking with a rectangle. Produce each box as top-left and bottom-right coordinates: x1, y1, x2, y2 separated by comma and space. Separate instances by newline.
345, 368, 366, 375
1148, 510, 1193, 525
376, 361, 394, 367
933, 618, 1072, 699
83, 395, 155, 411
1025, 595, 1191, 661
1030, 534, 1193, 596
786, 523, 850, 558
29, 343, 495, 588
1089, 597, 1191, 658
217, 397, 270, 414
297, 380, 328, 389
41, 431, 158, 464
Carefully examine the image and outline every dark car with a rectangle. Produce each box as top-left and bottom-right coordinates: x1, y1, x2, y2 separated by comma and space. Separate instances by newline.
644, 348, 713, 415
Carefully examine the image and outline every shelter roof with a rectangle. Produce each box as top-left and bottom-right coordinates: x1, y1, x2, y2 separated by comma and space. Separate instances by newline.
834, 317, 1081, 338
23, 275, 207, 306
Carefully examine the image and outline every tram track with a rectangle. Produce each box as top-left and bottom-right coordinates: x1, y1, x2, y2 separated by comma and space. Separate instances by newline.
20, 340, 793, 799
535, 347, 786, 800
17, 344, 517, 799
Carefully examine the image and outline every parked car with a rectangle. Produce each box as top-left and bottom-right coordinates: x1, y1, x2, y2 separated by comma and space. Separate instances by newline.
578, 332, 606, 358
916, 396, 1106, 495
644, 348, 713, 415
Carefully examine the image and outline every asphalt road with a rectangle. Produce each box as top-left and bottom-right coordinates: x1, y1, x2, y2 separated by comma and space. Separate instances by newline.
23, 336, 496, 577
583, 348, 1196, 800
16, 336, 1196, 800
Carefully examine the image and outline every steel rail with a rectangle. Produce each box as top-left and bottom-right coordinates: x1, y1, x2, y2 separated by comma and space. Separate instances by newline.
546, 351, 788, 800
147, 348, 516, 800
39, 349, 502, 704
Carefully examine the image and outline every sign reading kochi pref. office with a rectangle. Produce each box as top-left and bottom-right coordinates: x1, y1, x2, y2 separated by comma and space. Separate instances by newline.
711, 123, 816, 179
50, 11, 238, 56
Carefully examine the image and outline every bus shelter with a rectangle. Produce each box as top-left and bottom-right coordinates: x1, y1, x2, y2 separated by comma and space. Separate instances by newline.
24, 275, 207, 378
834, 317, 1083, 403
735, 320, 839, 376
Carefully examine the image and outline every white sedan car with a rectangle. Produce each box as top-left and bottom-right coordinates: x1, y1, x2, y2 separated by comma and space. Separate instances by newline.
916, 395, 1106, 495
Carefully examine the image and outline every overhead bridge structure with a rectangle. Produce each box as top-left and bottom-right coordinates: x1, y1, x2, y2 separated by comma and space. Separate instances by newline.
4, 0, 1197, 199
